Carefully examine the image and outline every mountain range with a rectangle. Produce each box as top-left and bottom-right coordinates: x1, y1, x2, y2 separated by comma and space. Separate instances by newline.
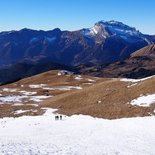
0, 20, 155, 83
79, 44, 155, 79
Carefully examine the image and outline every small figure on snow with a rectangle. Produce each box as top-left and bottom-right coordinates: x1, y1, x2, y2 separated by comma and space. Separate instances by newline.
55, 115, 59, 120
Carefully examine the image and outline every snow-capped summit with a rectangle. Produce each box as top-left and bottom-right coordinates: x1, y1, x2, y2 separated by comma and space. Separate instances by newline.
0, 20, 155, 71
82, 23, 109, 38
97, 20, 142, 39
81, 22, 109, 43
90, 23, 109, 38
81, 20, 155, 45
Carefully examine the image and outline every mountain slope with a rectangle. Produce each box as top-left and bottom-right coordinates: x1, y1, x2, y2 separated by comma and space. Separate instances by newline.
131, 43, 155, 57
0, 20, 154, 68
79, 44, 155, 79
0, 69, 155, 119
0, 61, 77, 85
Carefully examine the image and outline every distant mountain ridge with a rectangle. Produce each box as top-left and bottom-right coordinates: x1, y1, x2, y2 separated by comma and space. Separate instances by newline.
0, 61, 77, 85
0, 20, 155, 69
79, 44, 155, 79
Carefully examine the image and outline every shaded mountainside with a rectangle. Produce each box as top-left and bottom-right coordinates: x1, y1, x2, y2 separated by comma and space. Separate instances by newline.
0, 20, 155, 68
0, 61, 77, 85
1, 44, 155, 84
79, 44, 155, 79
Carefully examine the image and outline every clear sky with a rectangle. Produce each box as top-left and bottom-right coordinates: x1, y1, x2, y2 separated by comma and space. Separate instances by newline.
0, 0, 155, 34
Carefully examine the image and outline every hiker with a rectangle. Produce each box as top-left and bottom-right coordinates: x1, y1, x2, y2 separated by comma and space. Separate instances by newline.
55, 115, 59, 120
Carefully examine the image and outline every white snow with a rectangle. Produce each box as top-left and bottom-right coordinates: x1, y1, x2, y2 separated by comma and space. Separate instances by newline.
14, 110, 30, 114
14, 109, 38, 114
86, 78, 96, 82
82, 24, 109, 40
97, 100, 102, 104
57, 70, 73, 76
29, 84, 47, 89
74, 75, 83, 80
120, 75, 155, 83
0, 109, 155, 155
99, 21, 141, 39
0, 95, 28, 103
0, 95, 51, 104
13, 103, 24, 106
43, 86, 82, 91
120, 78, 142, 83
57, 72, 62, 76
127, 83, 138, 88
1, 88, 17, 92
29, 95, 51, 102
26, 104, 39, 107
143, 38, 152, 45
83, 82, 93, 85
0, 89, 37, 96
19, 91, 37, 96
91, 25, 99, 34
130, 94, 155, 107
74, 76, 96, 83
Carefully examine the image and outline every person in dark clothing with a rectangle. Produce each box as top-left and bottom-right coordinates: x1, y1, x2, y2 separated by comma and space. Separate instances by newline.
55, 115, 59, 120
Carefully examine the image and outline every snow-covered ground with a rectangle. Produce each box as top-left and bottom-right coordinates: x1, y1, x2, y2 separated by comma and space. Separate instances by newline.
28, 84, 83, 91
120, 75, 155, 83
0, 95, 51, 104
0, 109, 155, 155
130, 94, 155, 107
29, 84, 47, 89
43, 86, 82, 91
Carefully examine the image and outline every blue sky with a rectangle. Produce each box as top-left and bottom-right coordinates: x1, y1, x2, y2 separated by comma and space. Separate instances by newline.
0, 0, 155, 34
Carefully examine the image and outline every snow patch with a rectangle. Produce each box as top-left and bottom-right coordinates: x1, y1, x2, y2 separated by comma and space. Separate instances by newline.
75, 75, 83, 80
0, 95, 51, 104
83, 83, 93, 85
86, 78, 96, 82
13, 103, 24, 106
0, 95, 28, 103
57, 70, 73, 76
29, 96, 51, 102
130, 94, 155, 107
19, 91, 37, 96
127, 83, 138, 88
120, 75, 155, 83
29, 84, 47, 89
43, 86, 82, 91
14, 110, 30, 114
1, 88, 17, 92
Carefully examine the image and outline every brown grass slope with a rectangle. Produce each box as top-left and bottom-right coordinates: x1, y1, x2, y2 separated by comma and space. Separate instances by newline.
131, 44, 155, 57
0, 69, 155, 119
42, 77, 155, 119
0, 70, 101, 118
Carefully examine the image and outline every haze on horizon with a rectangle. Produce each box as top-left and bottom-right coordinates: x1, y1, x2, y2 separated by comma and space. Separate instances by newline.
0, 0, 155, 35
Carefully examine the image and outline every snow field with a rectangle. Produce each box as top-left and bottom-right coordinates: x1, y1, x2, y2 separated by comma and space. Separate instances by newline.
0, 109, 155, 155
